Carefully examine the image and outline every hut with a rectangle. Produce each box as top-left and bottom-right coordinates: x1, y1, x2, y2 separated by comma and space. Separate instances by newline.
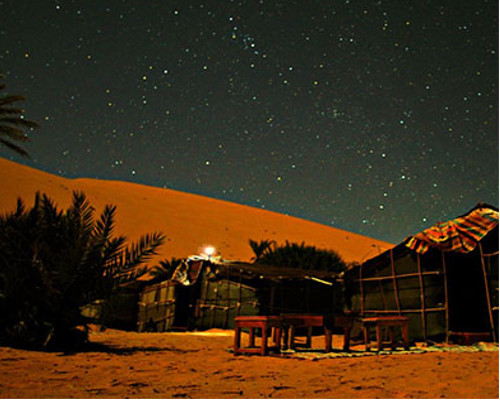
138, 257, 343, 332
344, 204, 499, 343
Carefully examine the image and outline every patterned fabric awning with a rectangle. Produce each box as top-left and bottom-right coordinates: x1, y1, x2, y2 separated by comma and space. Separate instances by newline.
405, 206, 499, 254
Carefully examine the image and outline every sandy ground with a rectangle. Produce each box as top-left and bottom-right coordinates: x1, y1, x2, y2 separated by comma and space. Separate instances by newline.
0, 157, 393, 267
0, 328, 497, 399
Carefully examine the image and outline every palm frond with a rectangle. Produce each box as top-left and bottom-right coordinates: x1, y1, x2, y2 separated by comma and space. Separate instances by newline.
0, 117, 39, 129
0, 138, 29, 156
0, 106, 24, 115
249, 238, 276, 262
0, 95, 26, 106
119, 232, 166, 271
0, 77, 38, 157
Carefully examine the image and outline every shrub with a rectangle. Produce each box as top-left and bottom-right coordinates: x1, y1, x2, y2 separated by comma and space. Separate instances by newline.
253, 240, 347, 273
0, 191, 164, 349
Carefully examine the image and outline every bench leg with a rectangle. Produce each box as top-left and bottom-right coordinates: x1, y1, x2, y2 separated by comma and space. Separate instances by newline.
234, 327, 241, 356
282, 325, 290, 350
324, 327, 332, 352
363, 326, 370, 351
376, 325, 383, 351
290, 326, 296, 350
306, 326, 313, 348
273, 327, 281, 349
249, 327, 255, 347
389, 327, 395, 350
402, 324, 409, 350
261, 326, 268, 356
343, 327, 351, 352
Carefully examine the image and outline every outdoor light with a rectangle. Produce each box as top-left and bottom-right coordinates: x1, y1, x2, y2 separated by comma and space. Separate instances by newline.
203, 246, 216, 258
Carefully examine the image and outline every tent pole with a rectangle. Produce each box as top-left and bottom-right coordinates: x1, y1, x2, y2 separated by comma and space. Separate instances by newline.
204, 277, 210, 326
225, 264, 230, 328
359, 263, 365, 316
416, 253, 427, 342
237, 270, 242, 316
374, 263, 388, 310
306, 279, 311, 313
441, 251, 450, 344
390, 249, 402, 315
479, 243, 497, 342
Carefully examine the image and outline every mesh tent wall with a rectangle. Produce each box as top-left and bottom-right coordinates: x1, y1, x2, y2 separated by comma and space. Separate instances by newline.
137, 260, 344, 332
345, 208, 498, 343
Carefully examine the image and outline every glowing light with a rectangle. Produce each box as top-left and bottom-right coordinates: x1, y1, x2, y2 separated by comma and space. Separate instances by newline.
203, 246, 216, 257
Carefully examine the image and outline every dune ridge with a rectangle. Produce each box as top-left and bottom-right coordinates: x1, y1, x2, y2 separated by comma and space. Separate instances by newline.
0, 157, 392, 265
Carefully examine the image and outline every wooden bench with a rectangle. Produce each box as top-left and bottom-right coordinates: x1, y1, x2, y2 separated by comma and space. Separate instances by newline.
361, 316, 410, 351
233, 316, 282, 356
281, 314, 354, 352
323, 315, 355, 352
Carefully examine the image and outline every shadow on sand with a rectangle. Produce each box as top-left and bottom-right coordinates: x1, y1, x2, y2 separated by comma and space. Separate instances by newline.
59, 341, 201, 356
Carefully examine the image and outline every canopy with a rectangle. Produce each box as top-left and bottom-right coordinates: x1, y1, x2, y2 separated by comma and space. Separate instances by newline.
405, 205, 498, 254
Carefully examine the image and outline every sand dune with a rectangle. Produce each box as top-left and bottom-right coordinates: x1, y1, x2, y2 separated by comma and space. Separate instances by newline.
0, 157, 392, 266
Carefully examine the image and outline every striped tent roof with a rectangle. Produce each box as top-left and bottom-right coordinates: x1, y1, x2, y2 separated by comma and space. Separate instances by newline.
405, 205, 499, 254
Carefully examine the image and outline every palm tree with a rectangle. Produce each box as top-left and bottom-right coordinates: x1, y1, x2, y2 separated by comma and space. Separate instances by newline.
0, 75, 39, 157
248, 238, 276, 262
150, 257, 183, 283
257, 241, 347, 273
0, 191, 165, 349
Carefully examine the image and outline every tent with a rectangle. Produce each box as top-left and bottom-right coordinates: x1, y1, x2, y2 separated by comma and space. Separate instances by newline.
344, 204, 499, 342
138, 257, 343, 332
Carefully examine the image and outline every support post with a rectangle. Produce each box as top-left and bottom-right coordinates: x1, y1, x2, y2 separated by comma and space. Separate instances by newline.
359, 263, 365, 316
237, 270, 242, 316
441, 251, 450, 343
390, 249, 402, 315
479, 243, 497, 342
416, 253, 427, 342
225, 265, 231, 328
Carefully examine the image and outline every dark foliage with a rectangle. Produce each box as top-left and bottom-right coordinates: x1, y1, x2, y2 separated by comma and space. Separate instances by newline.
254, 240, 347, 273
248, 238, 276, 261
0, 74, 39, 157
0, 191, 164, 350
149, 257, 183, 283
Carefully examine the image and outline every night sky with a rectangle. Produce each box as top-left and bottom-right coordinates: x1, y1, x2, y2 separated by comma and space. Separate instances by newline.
0, 0, 497, 243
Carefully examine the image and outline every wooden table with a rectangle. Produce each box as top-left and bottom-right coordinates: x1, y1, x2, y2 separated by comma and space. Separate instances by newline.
233, 316, 283, 356
281, 314, 354, 352
361, 316, 410, 351
323, 315, 355, 352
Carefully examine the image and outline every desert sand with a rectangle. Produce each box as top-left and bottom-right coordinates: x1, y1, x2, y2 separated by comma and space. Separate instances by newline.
0, 157, 392, 267
1, 158, 498, 399
0, 328, 498, 399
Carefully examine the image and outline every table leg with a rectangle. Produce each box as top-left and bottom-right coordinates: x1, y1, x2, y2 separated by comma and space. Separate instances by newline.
389, 327, 395, 350
249, 327, 255, 347
234, 327, 241, 355
363, 326, 370, 351
261, 325, 268, 356
343, 327, 351, 352
290, 325, 296, 350
306, 326, 313, 348
282, 325, 289, 350
324, 327, 332, 352
376, 325, 382, 351
273, 327, 281, 348
402, 323, 409, 350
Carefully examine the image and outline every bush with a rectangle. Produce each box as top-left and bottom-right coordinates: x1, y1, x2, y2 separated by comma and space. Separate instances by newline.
0, 191, 164, 350
252, 240, 347, 273
149, 257, 183, 284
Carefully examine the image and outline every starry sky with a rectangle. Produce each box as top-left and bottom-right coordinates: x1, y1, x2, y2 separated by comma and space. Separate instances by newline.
0, 0, 497, 243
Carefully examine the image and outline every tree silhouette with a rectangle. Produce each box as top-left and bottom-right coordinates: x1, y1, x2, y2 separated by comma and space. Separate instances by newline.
0, 75, 39, 157
150, 257, 183, 283
248, 238, 276, 261
0, 191, 164, 349
257, 241, 346, 273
